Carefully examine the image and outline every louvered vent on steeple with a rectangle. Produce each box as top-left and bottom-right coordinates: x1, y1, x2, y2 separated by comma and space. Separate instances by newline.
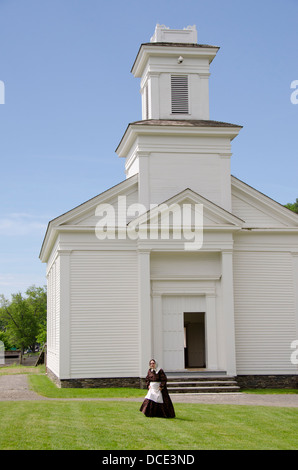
171, 75, 189, 114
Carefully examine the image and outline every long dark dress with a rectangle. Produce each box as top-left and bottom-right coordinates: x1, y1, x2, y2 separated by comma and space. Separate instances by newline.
140, 368, 175, 418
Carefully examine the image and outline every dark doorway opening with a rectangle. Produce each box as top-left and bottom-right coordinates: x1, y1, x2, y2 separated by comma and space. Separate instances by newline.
184, 312, 206, 368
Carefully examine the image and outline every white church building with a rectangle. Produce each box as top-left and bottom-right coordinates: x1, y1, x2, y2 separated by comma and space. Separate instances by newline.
40, 25, 298, 389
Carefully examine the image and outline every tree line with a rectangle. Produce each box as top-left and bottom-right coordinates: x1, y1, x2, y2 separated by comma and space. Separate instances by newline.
0, 285, 46, 353
285, 198, 298, 214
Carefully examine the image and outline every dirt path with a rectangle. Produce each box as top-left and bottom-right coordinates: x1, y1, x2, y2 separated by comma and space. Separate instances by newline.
0, 374, 48, 401
1, 374, 298, 407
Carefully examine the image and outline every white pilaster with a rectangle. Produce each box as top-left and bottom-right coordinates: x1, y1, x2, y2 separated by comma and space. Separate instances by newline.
152, 293, 163, 365
137, 152, 150, 211
292, 252, 298, 343
220, 153, 232, 212
148, 73, 160, 119
138, 250, 152, 376
59, 250, 71, 379
205, 293, 218, 370
221, 250, 237, 375
198, 73, 210, 120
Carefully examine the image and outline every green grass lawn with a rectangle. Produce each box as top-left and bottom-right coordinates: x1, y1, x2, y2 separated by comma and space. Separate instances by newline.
0, 366, 298, 450
0, 400, 297, 450
0, 365, 44, 376
28, 374, 146, 399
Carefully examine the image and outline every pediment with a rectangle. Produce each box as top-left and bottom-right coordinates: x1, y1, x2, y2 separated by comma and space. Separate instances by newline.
129, 188, 244, 231
231, 176, 298, 228
54, 175, 139, 228
39, 175, 139, 261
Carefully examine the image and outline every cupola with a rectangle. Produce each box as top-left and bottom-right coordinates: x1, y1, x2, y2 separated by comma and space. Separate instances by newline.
131, 24, 219, 121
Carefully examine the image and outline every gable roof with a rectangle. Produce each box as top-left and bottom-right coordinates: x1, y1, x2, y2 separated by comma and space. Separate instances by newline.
39, 174, 138, 262
231, 176, 298, 228
40, 172, 298, 263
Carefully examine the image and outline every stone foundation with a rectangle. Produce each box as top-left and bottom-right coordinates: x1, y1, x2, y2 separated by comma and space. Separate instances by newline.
47, 368, 298, 390
237, 375, 298, 389
46, 368, 146, 389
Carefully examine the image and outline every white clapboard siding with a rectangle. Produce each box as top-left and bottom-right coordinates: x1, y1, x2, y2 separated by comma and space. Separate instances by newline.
65, 188, 139, 227
47, 257, 60, 377
233, 251, 296, 374
70, 251, 139, 377
149, 152, 223, 209
231, 193, 286, 227
151, 252, 221, 279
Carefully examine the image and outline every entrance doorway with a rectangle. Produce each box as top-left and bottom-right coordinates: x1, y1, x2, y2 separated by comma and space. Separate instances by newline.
184, 312, 206, 368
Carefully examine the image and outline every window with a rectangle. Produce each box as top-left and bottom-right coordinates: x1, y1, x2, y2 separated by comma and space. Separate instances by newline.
171, 75, 189, 114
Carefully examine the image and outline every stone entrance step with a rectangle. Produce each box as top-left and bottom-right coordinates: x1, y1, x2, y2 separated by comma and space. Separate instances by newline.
166, 375, 240, 394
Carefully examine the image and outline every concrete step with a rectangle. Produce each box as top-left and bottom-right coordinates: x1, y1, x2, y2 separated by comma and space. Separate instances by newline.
167, 376, 240, 393
168, 380, 238, 387
166, 370, 227, 378
168, 385, 240, 393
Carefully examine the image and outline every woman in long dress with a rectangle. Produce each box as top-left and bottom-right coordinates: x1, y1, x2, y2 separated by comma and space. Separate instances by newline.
140, 359, 175, 418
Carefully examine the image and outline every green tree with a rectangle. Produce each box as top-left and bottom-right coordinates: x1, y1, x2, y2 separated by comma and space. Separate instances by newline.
26, 285, 47, 346
284, 198, 298, 213
0, 331, 14, 350
0, 285, 47, 353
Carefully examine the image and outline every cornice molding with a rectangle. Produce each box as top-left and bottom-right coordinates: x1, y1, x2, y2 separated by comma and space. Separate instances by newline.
131, 43, 219, 77
116, 120, 242, 157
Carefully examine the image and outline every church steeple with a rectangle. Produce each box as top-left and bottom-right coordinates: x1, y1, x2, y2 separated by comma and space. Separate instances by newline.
116, 25, 242, 213
131, 24, 219, 121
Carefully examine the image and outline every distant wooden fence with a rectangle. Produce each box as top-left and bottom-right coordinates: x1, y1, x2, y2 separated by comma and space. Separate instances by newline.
4, 350, 21, 366
0, 345, 47, 367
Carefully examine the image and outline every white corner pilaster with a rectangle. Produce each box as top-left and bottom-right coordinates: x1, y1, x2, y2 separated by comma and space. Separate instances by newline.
59, 250, 71, 379
148, 73, 160, 119
221, 250, 237, 375
138, 250, 152, 376
137, 152, 150, 211
219, 153, 232, 212
292, 252, 298, 343
198, 73, 210, 120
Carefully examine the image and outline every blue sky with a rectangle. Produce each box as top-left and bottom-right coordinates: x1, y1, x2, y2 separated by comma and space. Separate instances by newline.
0, 0, 297, 298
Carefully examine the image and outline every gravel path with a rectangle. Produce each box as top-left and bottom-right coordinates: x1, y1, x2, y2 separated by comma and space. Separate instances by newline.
0, 374, 48, 401
1, 374, 298, 407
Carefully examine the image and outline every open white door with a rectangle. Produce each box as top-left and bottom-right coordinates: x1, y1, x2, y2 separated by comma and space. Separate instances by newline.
162, 298, 184, 370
